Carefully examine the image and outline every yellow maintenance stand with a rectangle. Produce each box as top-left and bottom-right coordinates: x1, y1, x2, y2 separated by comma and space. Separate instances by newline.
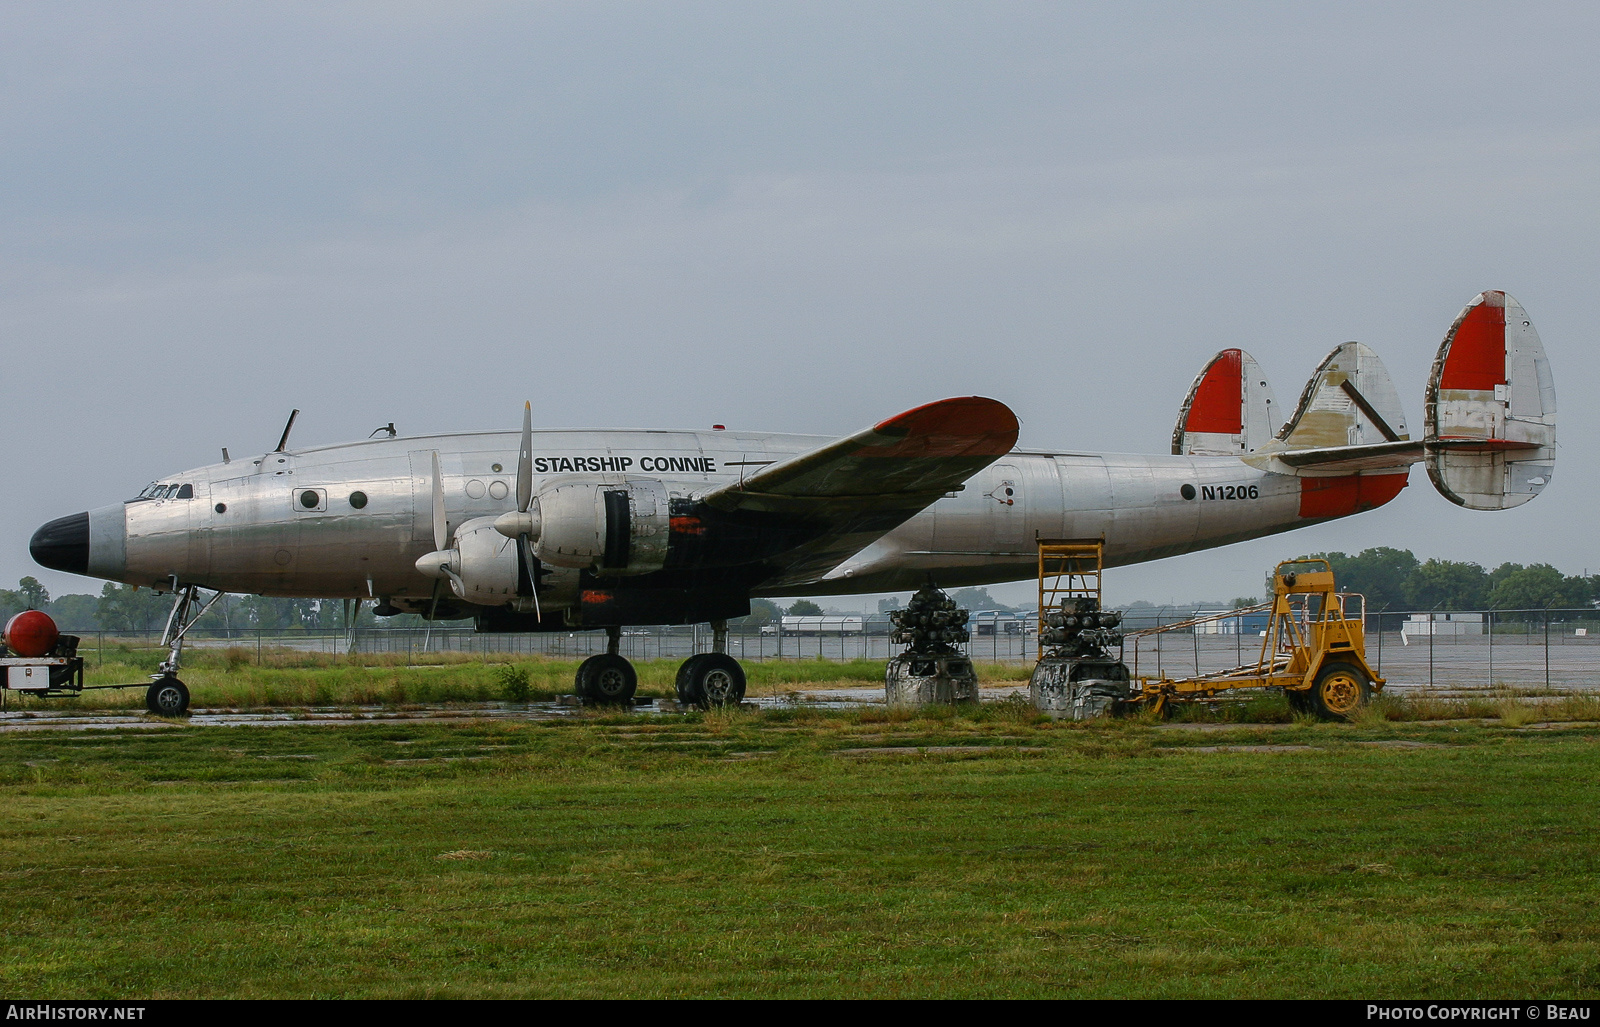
1123, 558, 1383, 719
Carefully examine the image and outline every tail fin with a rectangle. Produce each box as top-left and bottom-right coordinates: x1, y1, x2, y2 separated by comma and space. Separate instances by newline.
1424, 291, 1555, 510
1276, 341, 1410, 450
1172, 349, 1281, 456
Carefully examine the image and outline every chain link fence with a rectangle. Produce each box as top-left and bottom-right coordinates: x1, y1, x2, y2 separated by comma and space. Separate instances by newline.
76, 607, 1600, 693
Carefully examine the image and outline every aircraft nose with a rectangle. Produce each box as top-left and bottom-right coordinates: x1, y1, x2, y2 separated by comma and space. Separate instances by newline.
30, 512, 90, 575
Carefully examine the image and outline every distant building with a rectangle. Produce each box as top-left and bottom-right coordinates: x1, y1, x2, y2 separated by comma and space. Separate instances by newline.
1401, 612, 1484, 643
763, 615, 864, 636
1193, 609, 1271, 635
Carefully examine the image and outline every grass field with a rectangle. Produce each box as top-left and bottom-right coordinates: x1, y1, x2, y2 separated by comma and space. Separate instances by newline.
2, 694, 1598, 998
52, 649, 1034, 709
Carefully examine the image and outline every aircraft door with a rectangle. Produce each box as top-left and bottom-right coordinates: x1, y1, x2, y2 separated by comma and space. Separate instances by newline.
984, 463, 1027, 553
188, 480, 213, 579
408, 450, 440, 543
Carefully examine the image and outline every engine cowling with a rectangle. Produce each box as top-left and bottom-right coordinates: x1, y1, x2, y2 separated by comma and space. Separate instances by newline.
420, 478, 672, 607
508, 478, 670, 576
450, 516, 520, 603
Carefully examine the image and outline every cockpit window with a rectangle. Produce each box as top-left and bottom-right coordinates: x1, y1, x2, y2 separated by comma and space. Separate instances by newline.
135, 482, 194, 500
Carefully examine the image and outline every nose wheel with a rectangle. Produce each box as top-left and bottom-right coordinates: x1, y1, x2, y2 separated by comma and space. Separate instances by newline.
146, 676, 190, 716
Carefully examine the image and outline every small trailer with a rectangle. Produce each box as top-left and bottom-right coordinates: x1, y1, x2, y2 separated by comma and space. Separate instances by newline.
1031, 544, 1381, 720
1123, 559, 1382, 718
2, 600, 202, 716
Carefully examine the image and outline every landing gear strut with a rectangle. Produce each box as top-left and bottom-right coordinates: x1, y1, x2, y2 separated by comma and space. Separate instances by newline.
148, 581, 226, 716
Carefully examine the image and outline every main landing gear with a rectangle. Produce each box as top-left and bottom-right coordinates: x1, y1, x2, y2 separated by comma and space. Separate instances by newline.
573, 620, 747, 708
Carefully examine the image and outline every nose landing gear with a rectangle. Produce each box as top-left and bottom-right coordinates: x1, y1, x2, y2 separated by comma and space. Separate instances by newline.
145, 581, 227, 716
146, 677, 190, 716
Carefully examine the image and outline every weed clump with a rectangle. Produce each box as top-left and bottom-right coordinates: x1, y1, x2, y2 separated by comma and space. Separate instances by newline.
497, 664, 532, 703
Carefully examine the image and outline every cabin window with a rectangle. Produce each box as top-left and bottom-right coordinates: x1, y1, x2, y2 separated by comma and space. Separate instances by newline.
349, 491, 368, 509
293, 488, 328, 512
177, 484, 193, 499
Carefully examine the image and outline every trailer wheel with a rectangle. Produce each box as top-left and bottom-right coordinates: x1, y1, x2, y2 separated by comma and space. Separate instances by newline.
146, 677, 190, 717
1309, 663, 1370, 720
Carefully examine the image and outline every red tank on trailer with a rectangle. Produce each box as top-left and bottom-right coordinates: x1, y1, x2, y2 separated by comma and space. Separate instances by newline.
4, 610, 59, 658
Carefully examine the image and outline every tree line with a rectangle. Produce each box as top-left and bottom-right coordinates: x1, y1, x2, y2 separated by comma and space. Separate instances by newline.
1, 580, 401, 634
1286, 548, 1597, 614
7, 556, 1588, 637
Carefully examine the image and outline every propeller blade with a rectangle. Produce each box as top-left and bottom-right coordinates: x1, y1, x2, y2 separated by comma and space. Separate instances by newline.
422, 578, 441, 653
521, 536, 542, 621
514, 402, 542, 620
517, 401, 533, 514
431, 451, 448, 553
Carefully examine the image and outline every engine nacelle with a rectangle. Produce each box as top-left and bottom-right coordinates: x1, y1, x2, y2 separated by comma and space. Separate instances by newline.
534, 478, 669, 575
450, 516, 520, 603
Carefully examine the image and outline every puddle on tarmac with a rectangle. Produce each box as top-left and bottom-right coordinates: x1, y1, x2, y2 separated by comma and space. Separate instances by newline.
0, 694, 883, 732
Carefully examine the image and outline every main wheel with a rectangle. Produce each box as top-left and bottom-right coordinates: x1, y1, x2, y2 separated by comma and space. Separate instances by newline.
1308, 662, 1371, 720
675, 654, 711, 706
146, 677, 190, 716
578, 653, 637, 704
691, 653, 746, 708
676, 653, 746, 708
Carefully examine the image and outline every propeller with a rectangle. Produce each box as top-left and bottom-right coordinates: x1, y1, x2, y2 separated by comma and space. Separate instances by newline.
431, 450, 448, 554
419, 454, 453, 652
506, 402, 543, 619
418, 405, 544, 621
489, 403, 543, 617
414, 451, 462, 591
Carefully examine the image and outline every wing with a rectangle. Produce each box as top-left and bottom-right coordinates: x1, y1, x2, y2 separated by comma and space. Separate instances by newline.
702, 397, 1019, 588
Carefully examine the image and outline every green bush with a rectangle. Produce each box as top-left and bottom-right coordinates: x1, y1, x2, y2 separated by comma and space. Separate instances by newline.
497, 664, 531, 702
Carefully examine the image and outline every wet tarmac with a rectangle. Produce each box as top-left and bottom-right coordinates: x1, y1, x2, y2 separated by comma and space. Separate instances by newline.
0, 688, 922, 734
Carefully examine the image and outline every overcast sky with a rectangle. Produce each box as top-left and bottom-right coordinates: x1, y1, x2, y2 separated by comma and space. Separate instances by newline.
5, 1, 1598, 609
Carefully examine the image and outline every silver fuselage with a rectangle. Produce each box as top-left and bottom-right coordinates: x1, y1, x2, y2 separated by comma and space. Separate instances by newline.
80, 427, 1377, 610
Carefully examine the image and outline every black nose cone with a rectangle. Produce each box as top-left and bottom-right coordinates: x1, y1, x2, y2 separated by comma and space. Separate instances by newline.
31, 512, 90, 575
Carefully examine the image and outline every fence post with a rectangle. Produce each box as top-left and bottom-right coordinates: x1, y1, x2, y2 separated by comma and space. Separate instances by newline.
1155, 607, 1166, 679
1375, 605, 1385, 677
1427, 605, 1439, 689
1487, 608, 1494, 688
1544, 605, 1551, 691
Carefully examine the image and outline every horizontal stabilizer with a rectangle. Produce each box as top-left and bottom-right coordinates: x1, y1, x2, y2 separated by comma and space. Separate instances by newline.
1273, 439, 1423, 473
1424, 291, 1556, 510
1172, 349, 1280, 455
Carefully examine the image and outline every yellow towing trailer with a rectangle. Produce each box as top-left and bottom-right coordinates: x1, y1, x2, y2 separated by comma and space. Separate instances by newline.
1123, 559, 1383, 719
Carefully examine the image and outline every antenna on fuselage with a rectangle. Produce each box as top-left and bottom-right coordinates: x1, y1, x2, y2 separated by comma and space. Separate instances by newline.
274, 410, 300, 453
